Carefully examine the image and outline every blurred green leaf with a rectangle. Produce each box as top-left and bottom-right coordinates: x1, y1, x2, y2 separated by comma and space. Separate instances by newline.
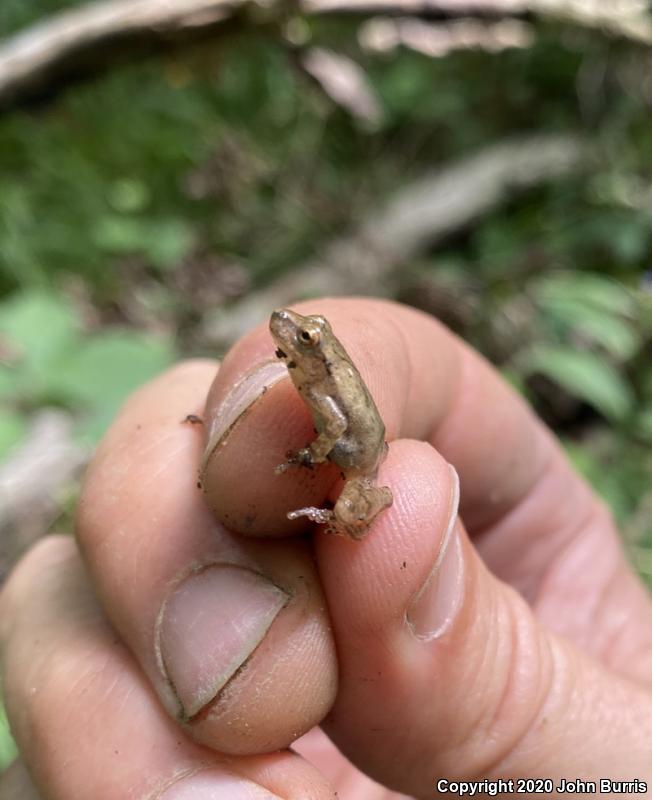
524, 345, 634, 421
0, 361, 17, 400
0, 290, 79, 402
536, 272, 635, 318
0, 289, 177, 444
0, 290, 77, 375
0, 697, 16, 772
92, 216, 194, 270
107, 178, 150, 213
539, 296, 639, 359
54, 331, 175, 439
572, 312, 639, 360
635, 407, 652, 442
534, 271, 640, 359
610, 219, 650, 265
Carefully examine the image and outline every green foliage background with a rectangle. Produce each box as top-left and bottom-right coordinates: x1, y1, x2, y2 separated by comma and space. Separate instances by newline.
1, 0, 652, 772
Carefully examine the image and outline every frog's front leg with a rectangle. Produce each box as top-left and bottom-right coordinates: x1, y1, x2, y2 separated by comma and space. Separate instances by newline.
287, 476, 393, 540
276, 396, 346, 473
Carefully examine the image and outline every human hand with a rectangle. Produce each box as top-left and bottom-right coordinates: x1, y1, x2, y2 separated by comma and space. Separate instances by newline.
2, 298, 652, 799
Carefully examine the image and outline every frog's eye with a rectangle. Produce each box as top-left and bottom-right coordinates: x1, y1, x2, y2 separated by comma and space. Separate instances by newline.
299, 328, 320, 347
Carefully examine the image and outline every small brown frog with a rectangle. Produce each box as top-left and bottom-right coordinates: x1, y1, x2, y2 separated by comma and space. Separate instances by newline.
270, 308, 392, 540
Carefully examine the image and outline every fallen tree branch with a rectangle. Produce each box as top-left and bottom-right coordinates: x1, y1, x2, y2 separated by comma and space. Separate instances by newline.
201, 133, 588, 347
359, 16, 536, 56
311, 0, 652, 45
0, 0, 248, 112
1, 0, 651, 113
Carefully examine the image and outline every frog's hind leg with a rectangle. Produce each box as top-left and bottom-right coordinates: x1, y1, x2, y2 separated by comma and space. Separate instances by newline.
287, 478, 392, 540
332, 477, 393, 540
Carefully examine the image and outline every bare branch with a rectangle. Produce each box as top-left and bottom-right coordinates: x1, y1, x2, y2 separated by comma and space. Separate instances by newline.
360, 17, 536, 56
201, 133, 588, 348
305, 0, 533, 14
301, 46, 384, 127
1, 0, 651, 113
310, 0, 652, 44
0, 0, 248, 112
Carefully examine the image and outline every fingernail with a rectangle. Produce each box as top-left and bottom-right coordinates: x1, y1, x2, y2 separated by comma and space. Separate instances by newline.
159, 770, 283, 800
202, 361, 287, 468
407, 464, 464, 640
158, 565, 288, 718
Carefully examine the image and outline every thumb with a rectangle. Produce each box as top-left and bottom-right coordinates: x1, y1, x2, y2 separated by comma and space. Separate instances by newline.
316, 440, 652, 797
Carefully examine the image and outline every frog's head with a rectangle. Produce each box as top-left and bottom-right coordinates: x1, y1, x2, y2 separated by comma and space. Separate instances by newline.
270, 308, 330, 369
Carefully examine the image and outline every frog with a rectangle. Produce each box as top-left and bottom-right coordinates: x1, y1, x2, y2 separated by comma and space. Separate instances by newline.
269, 308, 393, 540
